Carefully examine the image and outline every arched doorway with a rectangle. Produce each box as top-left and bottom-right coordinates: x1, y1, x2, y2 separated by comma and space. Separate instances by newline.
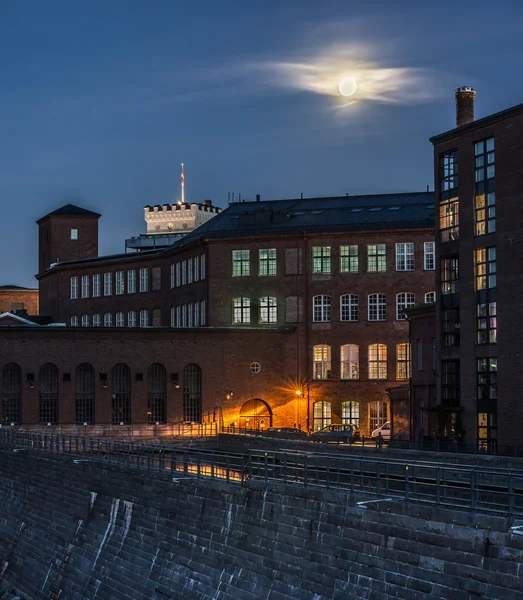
239, 398, 272, 430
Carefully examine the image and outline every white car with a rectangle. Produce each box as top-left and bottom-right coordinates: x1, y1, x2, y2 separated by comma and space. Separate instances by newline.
371, 421, 391, 441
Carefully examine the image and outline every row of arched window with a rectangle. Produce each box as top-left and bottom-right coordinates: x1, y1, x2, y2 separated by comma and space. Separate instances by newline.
71, 310, 150, 327
0, 363, 202, 425
313, 343, 412, 381
312, 399, 388, 433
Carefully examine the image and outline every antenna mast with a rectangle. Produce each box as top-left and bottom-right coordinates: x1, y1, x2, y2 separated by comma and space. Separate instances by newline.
181, 163, 185, 204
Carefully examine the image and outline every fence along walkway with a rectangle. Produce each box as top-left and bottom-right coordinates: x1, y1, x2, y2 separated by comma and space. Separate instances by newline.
1, 430, 523, 516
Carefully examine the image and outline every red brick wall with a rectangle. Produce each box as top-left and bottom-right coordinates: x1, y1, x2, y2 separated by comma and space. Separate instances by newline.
0, 290, 39, 315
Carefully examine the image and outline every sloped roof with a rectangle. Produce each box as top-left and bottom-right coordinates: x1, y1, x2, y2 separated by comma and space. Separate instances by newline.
37, 203, 101, 223
0, 285, 38, 291
0, 312, 40, 326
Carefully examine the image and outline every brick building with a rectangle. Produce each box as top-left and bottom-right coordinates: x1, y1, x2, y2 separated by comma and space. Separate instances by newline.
431, 88, 523, 448
2, 192, 436, 433
0, 285, 39, 315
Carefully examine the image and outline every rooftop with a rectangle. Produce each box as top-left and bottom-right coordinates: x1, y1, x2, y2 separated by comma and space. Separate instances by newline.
0, 285, 38, 291
37, 203, 101, 223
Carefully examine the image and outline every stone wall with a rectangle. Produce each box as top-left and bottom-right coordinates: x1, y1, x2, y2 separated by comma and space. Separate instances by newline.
0, 449, 522, 600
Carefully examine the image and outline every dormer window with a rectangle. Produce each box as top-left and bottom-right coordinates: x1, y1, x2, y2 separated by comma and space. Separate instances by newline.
71, 228, 78, 240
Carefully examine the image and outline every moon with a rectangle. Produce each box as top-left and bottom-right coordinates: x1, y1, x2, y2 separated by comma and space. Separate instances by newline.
338, 76, 357, 97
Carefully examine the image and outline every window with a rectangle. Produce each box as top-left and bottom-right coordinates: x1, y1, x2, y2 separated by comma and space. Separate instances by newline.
175, 306, 181, 327
181, 261, 187, 285
2, 363, 21, 424
92, 314, 101, 327
341, 401, 360, 428
442, 308, 460, 347
439, 197, 459, 242
233, 298, 250, 324
369, 401, 388, 432
194, 256, 200, 282
187, 258, 193, 284
92, 274, 101, 297
313, 345, 331, 380
116, 312, 124, 327
368, 344, 387, 379
259, 297, 277, 323
81, 275, 90, 298
201, 254, 206, 280
368, 294, 386, 321
396, 343, 411, 379
396, 293, 415, 320
175, 263, 181, 287
139, 268, 149, 292
396, 243, 414, 271
232, 250, 250, 277
70, 276, 78, 300
475, 138, 495, 235
424, 242, 435, 270
81, 314, 90, 327
70, 315, 79, 327
169, 264, 174, 288
477, 358, 497, 402
71, 228, 79, 240
200, 299, 206, 325
477, 301, 497, 344
182, 305, 187, 327
312, 246, 331, 275
340, 245, 358, 273
139, 309, 149, 327
439, 151, 459, 242
313, 295, 331, 322
170, 307, 175, 327
112, 364, 131, 424
115, 271, 125, 295
440, 150, 458, 192
187, 303, 193, 327
416, 339, 423, 371
103, 273, 112, 296
367, 244, 386, 272
340, 344, 359, 380
183, 364, 202, 422
75, 363, 94, 424
441, 360, 460, 406
104, 313, 112, 327
478, 412, 497, 450
259, 249, 277, 276
147, 363, 166, 423
194, 301, 200, 327
340, 294, 358, 322
475, 248, 496, 291
127, 270, 136, 294
128, 311, 136, 327
39, 363, 58, 425
425, 292, 436, 304
313, 401, 331, 431
441, 256, 459, 295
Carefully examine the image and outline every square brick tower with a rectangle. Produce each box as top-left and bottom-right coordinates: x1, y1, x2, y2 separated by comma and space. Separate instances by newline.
37, 204, 101, 274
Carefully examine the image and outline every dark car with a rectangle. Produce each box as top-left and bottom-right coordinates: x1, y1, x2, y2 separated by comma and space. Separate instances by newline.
261, 427, 308, 440
310, 424, 360, 443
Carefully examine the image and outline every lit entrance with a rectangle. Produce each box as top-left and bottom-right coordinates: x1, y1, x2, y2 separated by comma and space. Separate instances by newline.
239, 398, 272, 430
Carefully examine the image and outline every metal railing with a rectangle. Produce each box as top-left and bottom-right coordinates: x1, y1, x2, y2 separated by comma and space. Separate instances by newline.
2, 430, 523, 515
390, 437, 523, 457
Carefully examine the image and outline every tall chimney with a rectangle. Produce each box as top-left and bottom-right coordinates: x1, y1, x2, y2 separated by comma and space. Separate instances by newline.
455, 86, 476, 127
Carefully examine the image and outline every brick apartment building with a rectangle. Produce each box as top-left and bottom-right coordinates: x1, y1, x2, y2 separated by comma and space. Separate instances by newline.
425, 88, 523, 449
0, 285, 39, 315
0, 193, 436, 434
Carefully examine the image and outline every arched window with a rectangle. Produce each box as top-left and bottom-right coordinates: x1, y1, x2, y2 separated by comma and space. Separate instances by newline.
39, 363, 58, 424
368, 344, 387, 379
259, 297, 277, 324
341, 401, 360, 427
93, 314, 101, 327
369, 400, 388, 432
112, 364, 131, 424
425, 291, 436, 304
140, 310, 149, 327
340, 344, 359, 380
2, 363, 21, 423
340, 294, 358, 322
239, 398, 272, 429
147, 363, 166, 423
75, 363, 95, 424
313, 344, 331, 380
81, 315, 90, 327
127, 311, 136, 327
70, 316, 79, 327
313, 401, 331, 431
116, 312, 125, 327
232, 298, 250, 324
368, 294, 386, 321
313, 295, 331, 322
183, 364, 202, 423
104, 313, 112, 327
396, 343, 412, 380
396, 293, 416, 320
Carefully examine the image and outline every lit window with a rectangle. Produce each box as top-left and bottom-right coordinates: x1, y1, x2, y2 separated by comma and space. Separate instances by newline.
477, 301, 497, 345
440, 256, 459, 295
92, 274, 101, 297
396, 292, 415, 320
396, 243, 415, 271
81, 315, 89, 327
139, 309, 149, 327
425, 292, 436, 304
313, 400, 331, 430
341, 401, 359, 428
127, 270, 136, 294
478, 412, 497, 451
424, 242, 435, 270
81, 275, 90, 299
259, 297, 277, 323
313, 345, 331, 380
116, 312, 124, 327
92, 314, 101, 327
70, 276, 78, 300
104, 313, 112, 327
368, 344, 387, 379
103, 273, 112, 296
71, 228, 78, 240
340, 245, 358, 273
313, 295, 331, 322
475, 248, 496, 291
475, 192, 496, 236
70, 315, 78, 327
259, 249, 277, 276
139, 268, 149, 292
115, 271, 125, 295
368, 294, 386, 321
232, 250, 250, 277
127, 311, 136, 327
340, 294, 358, 322
474, 139, 496, 236
232, 298, 250, 324
341, 344, 359, 380
369, 401, 388, 432
367, 245, 386, 272
312, 246, 331, 274
396, 343, 411, 379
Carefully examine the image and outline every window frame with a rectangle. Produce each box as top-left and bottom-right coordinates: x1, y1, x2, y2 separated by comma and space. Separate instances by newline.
313, 295, 331, 322
340, 294, 359, 322
395, 243, 415, 272
232, 297, 251, 324
313, 344, 332, 380
367, 244, 386, 273
259, 248, 277, 276
396, 292, 415, 321
340, 245, 358, 274
368, 293, 387, 321
424, 242, 435, 271
368, 343, 387, 379
340, 344, 359, 380
259, 296, 277, 324
312, 246, 331, 275
396, 343, 412, 380
232, 250, 250, 277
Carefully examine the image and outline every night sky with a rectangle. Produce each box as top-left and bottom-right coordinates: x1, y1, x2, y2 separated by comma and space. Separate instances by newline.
2, 0, 523, 286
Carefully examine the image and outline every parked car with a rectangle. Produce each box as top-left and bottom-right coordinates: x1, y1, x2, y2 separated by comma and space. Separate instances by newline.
310, 424, 360, 443
371, 421, 391, 441
261, 427, 308, 440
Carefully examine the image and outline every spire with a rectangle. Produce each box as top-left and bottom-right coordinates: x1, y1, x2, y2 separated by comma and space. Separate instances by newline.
181, 163, 185, 204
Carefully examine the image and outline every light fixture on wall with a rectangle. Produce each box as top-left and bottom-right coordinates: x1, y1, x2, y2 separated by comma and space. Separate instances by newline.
226, 391, 233, 400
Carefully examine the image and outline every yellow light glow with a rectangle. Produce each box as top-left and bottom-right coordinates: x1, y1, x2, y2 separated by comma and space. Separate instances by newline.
295, 389, 302, 396
338, 76, 357, 97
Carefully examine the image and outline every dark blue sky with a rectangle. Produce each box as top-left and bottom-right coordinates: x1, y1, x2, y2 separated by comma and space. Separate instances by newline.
2, 0, 523, 286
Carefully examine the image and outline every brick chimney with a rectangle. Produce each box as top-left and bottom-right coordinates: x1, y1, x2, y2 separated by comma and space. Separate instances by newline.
455, 86, 476, 127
